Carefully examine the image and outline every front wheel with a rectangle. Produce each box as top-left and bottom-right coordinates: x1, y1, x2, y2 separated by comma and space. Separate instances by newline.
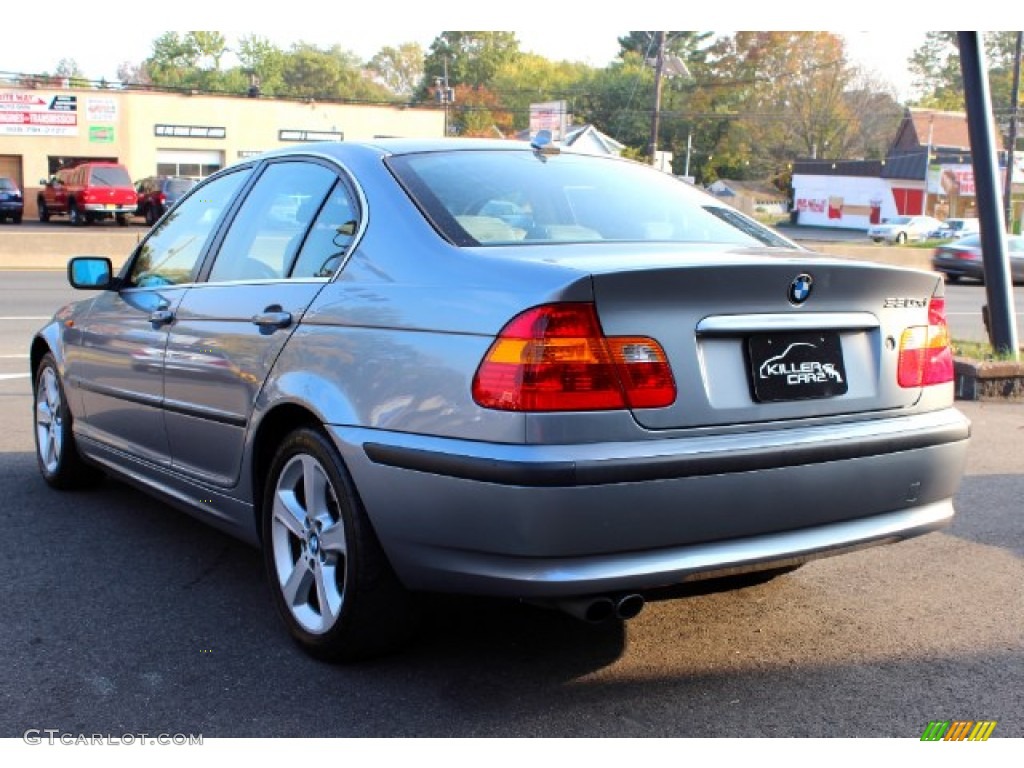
262, 427, 418, 661
144, 205, 158, 226
33, 353, 101, 489
38, 200, 50, 222
68, 202, 83, 226
896, 231, 907, 244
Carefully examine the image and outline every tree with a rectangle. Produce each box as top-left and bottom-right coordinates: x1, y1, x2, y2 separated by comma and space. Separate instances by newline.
908, 31, 1021, 112
617, 31, 712, 65
280, 43, 393, 101
367, 43, 424, 97
421, 32, 522, 94
699, 32, 873, 178
237, 35, 286, 96
448, 84, 514, 137
489, 53, 593, 130
908, 32, 964, 110
54, 58, 90, 88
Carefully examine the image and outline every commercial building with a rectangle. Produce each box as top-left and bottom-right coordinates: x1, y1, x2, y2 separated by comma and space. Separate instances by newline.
792, 108, 1021, 230
0, 82, 445, 218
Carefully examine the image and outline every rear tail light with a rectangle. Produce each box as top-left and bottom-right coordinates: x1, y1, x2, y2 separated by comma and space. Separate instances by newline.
472, 303, 676, 411
897, 296, 954, 388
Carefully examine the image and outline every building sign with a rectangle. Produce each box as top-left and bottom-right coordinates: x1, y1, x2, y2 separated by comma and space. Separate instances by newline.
155, 124, 227, 139
0, 91, 78, 136
278, 129, 344, 142
86, 97, 118, 123
529, 100, 568, 142
795, 197, 827, 214
89, 126, 115, 143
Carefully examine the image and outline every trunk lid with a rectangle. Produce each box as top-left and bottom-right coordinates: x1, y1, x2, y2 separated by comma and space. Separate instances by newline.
578, 246, 944, 429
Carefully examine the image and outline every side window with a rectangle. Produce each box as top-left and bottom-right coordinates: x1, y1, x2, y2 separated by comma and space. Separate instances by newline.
207, 161, 336, 283
290, 181, 360, 278
127, 168, 250, 288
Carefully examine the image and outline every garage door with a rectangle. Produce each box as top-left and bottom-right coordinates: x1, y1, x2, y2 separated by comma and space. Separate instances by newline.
0, 156, 22, 187
155, 149, 223, 180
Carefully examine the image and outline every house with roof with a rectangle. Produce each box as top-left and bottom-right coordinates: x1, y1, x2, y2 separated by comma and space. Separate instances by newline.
791, 108, 1010, 230
516, 123, 625, 157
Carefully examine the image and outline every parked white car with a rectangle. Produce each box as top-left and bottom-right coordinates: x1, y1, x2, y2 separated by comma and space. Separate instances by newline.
930, 217, 980, 240
867, 215, 944, 244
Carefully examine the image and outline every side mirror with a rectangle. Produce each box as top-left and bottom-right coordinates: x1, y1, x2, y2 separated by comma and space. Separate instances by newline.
68, 257, 115, 290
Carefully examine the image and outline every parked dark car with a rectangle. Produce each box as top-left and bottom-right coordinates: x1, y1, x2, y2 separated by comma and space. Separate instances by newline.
31, 139, 970, 661
135, 175, 197, 226
0, 176, 23, 223
37, 161, 137, 225
932, 233, 1024, 284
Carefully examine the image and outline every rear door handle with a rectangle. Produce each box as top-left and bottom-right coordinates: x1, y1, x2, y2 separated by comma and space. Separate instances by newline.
251, 309, 293, 330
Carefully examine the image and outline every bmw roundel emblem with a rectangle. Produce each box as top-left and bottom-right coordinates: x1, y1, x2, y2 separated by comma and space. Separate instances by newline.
789, 273, 814, 305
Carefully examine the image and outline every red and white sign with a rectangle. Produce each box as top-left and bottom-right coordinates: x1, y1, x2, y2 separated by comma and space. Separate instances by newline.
0, 91, 78, 136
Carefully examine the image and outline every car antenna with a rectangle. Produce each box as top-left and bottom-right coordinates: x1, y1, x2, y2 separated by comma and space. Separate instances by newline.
530, 130, 560, 158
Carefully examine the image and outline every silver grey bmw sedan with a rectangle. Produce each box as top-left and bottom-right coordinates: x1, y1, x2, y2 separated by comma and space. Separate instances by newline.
31, 139, 970, 660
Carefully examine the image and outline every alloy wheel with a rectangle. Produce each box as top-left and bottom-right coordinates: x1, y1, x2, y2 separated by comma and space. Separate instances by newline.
269, 453, 348, 635
35, 366, 63, 475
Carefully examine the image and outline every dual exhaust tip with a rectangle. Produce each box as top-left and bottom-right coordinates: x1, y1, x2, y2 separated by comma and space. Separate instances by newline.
552, 593, 645, 624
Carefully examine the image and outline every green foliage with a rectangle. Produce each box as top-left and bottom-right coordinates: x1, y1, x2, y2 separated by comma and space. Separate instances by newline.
908, 31, 1021, 111
422, 32, 522, 94
367, 43, 425, 97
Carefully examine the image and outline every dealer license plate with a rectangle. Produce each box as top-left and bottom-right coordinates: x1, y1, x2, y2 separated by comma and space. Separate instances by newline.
748, 331, 848, 402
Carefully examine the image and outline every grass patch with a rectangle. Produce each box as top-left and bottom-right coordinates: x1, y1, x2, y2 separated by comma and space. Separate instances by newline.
907, 238, 951, 249
952, 338, 1022, 361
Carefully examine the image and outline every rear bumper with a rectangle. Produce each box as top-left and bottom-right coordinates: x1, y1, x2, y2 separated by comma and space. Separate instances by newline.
330, 408, 970, 598
82, 204, 134, 214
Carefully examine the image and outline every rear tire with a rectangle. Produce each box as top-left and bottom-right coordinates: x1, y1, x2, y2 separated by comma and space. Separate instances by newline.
33, 353, 102, 489
262, 427, 418, 661
116, 213, 128, 226
896, 231, 907, 244
12, 213, 21, 224
144, 205, 157, 226
69, 201, 83, 226
38, 200, 50, 222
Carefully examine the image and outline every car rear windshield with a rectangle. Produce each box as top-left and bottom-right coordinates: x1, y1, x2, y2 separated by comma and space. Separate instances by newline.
89, 166, 132, 187
165, 178, 196, 195
387, 149, 764, 248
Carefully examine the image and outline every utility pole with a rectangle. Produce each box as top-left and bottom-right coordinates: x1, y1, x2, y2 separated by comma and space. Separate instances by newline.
1003, 31, 1022, 230
922, 114, 934, 216
435, 57, 454, 136
648, 31, 666, 168
684, 131, 692, 178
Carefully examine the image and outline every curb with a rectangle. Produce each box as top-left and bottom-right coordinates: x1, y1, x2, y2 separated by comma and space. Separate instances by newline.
954, 358, 1024, 401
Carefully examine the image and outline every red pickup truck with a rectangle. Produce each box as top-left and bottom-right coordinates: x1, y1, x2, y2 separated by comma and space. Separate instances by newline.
38, 161, 137, 225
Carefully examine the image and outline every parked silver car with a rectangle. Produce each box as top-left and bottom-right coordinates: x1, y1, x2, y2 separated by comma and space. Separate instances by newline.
31, 139, 970, 660
867, 215, 944, 244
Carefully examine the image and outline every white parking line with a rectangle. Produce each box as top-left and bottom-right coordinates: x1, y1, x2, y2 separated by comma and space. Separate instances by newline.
0, 373, 30, 380
0, 354, 30, 358
0, 316, 50, 321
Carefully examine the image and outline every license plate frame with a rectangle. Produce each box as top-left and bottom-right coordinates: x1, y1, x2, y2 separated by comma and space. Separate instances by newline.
748, 331, 848, 403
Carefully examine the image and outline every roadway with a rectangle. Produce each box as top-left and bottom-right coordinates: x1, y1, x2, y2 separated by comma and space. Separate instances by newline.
0, 267, 1022, 740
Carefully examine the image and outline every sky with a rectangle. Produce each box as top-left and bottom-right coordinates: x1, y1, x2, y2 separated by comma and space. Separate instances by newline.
0, 3, 999, 103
